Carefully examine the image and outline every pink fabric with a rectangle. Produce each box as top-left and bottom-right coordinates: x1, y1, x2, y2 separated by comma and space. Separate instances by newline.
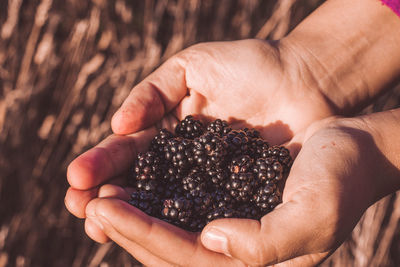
381, 0, 400, 18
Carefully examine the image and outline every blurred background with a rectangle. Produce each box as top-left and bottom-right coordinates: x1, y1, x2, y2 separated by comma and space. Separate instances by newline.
1, 0, 400, 266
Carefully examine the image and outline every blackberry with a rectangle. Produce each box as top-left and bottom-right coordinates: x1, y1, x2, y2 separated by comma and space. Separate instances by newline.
223, 130, 251, 157
162, 197, 193, 227
162, 180, 184, 199
149, 128, 174, 154
206, 167, 227, 187
175, 115, 204, 139
225, 172, 257, 202
126, 115, 293, 232
206, 206, 236, 223
243, 128, 260, 139
162, 165, 184, 183
131, 152, 162, 191
254, 186, 281, 212
230, 155, 253, 173
193, 132, 227, 168
264, 146, 292, 169
236, 203, 260, 219
206, 119, 231, 136
250, 138, 269, 157
191, 192, 213, 216
212, 191, 235, 209
133, 151, 161, 181
136, 179, 159, 192
164, 137, 194, 171
129, 191, 162, 217
182, 168, 208, 197
253, 156, 285, 185
188, 217, 207, 232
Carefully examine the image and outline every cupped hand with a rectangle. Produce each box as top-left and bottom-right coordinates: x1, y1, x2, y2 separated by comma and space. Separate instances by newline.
65, 39, 337, 251
82, 117, 385, 266
111, 39, 334, 144
66, 39, 334, 208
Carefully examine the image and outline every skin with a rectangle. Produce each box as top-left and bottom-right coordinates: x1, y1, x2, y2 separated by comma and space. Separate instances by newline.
81, 112, 400, 266
65, 0, 400, 266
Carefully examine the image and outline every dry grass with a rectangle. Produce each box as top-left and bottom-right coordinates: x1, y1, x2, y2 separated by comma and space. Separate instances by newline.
0, 0, 399, 266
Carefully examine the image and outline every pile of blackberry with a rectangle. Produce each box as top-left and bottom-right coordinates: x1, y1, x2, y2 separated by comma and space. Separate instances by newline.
128, 115, 292, 232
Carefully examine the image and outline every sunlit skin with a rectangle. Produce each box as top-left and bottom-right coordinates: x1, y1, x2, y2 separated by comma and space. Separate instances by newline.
65, 0, 400, 266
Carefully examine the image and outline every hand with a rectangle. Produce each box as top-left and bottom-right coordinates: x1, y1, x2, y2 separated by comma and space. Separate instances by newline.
66, 39, 336, 243
65, 0, 400, 263
83, 117, 394, 266
110, 39, 335, 144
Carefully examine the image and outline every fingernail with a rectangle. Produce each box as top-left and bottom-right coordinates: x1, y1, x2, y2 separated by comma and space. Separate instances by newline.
202, 228, 231, 257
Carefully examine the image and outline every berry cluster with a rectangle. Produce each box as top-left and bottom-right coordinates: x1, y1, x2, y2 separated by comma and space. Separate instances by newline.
128, 115, 292, 232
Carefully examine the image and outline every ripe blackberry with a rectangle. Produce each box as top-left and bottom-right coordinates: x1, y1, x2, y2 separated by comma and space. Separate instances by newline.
161, 180, 184, 199
188, 217, 207, 232
206, 206, 236, 223
162, 165, 184, 183
254, 186, 281, 212
230, 155, 253, 173
205, 191, 235, 220
206, 119, 231, 136
254, 156, 285, 184
131, 152, 162, 191
243, 128, 260, 139
129, 191, 162, 217
191, 192, 213, 216
175, 115, 204, 139
133, 151, 161, 180
206, 167, 227, 187
125, 115, 293, 232
223, 130, 251, 157
225, 172, 258, 202
149, 128, 174, 154
193, 132, 227, 168
236, 203, 260, 219
211, 191, 235, 209
162, 197, 193, 227
164, 137, 194, 171
264, 146, 292, 169
250, 138, 269, 157
136, 179, 158, 192
182, 168, 208, 197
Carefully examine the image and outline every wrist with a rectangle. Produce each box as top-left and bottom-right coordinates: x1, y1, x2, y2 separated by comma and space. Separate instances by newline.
281, 0, 400, 115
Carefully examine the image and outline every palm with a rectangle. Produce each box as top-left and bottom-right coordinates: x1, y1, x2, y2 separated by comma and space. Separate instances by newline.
113, 39, 334, 144
178, 40, 332, 144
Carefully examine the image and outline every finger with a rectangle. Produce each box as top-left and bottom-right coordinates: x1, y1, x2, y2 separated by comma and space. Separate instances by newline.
111, 56, 188, 134
86, 198, 243, 267
98, 184, 131, 200
201, 200, 329, 266
84, 185, 132, 244
65, 176, 128, 218
90, 221, 174, 267
67, 128, 156, 190
65, 187, 98, 218
85, 195, 172, 266
107, 233, 175, 267
85, 218, 110, 243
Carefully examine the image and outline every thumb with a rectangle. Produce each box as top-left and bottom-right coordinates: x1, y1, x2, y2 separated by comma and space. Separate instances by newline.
111, 56, 187, 134
201, 201, 326, 266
